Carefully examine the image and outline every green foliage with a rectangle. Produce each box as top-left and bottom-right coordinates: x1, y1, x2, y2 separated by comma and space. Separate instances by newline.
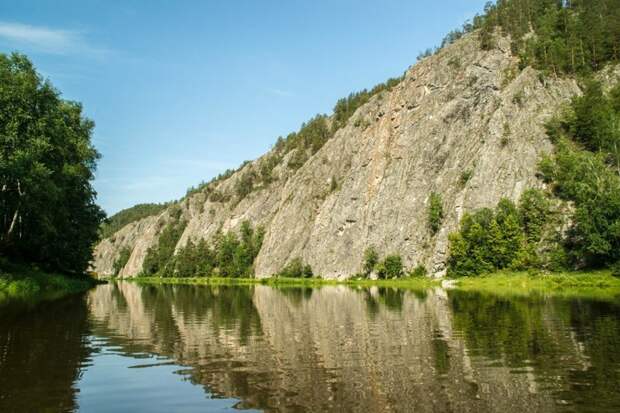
447, 192, 553, 277
417, 48, 434, 61
540, 141, 620, 268
569, 81, 620, 172
329, 176, 339, 192
460, 169, 473, 186
362, 247, 379, 277
142, 219, 188, 276
279, 115, 331, 170
428, 192, 444, 234
409, 265, 428, 277
275, 76, 403, 171
376, 255, 404, 279
235, 170, 256, 200
0, 53, 105, 274
162, 220, 264, 278
278, 257, 313, 279
362, 250, 406, 279
474, 0, 620, 75
101, 203, 168, 239
519, 189, 550, 244
538, 80, 620, 270
112, 247, 131, 276
451, 75, 620, 276
332, 78, 402, 131
0, 261, 95, 301
260, 154, 280, 184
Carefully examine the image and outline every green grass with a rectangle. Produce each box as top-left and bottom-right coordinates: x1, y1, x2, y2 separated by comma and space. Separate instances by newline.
452, 270, 620, 301
129, 275, 439, 290
121, 270, 620, 301
0, 263, 99, 304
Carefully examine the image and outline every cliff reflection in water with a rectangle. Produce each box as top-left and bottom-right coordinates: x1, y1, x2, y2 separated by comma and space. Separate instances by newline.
87, 283, 620, 412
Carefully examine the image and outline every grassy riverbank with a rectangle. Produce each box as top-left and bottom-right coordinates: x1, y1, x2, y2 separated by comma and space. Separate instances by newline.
452, 270, 620, 300
0, 263, 99, 304
129, 275, 440, 290
126, 270, 620, 300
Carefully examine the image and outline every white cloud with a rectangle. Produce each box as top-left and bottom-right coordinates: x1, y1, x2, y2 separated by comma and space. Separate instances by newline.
0, 21, 109, 57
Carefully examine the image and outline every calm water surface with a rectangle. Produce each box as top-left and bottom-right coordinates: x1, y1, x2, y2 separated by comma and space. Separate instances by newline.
1, 282, 620, 412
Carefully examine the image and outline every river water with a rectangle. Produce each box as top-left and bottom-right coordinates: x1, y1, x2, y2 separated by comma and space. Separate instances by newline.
0, 282, 619, 412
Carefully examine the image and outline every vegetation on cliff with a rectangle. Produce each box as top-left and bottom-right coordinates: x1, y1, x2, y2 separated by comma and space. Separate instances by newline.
476, 0, 620, 75
448, 81, 620, 277
101, 203, 168, 239
141, 220, 264, 278
0, 53, 104, 275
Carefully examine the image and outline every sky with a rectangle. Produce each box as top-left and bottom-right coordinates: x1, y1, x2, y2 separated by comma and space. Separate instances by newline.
0, 0, 489, 215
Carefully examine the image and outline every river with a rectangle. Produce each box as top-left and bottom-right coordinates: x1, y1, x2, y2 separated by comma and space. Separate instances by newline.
0, 282, 619, 412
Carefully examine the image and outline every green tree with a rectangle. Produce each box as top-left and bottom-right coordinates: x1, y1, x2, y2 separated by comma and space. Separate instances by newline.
376, 255, 404, 279
519, 189, 549, 243
279, 257, 313, 278
362, 247, 379, 276
100, 203, 168, 239
0, 53, 104, 274
540, 141, 620, 268
428, 192, 444, 234
142, 219, 187, 276
112, 247, 132, 276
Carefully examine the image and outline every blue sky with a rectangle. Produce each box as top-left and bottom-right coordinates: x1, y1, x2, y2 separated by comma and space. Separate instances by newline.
0, 0, 489, 215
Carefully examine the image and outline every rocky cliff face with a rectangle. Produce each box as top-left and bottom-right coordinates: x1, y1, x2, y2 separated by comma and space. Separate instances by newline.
93, 32, 581, 278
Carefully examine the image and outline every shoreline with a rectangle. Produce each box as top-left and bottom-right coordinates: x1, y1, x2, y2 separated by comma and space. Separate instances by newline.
126, 275, 440, 290
0, 265, 102, 306
111, 270, 620, 297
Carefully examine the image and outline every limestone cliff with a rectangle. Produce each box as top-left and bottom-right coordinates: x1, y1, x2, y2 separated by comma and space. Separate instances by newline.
93, 32, 583, 278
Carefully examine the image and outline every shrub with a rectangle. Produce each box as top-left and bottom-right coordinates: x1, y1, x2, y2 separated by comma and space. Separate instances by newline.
362, 247, 379, 277
235, 171, 255, 200
518, 189, 550, 244
428, 192, 444, 234
459, 170, 473, 186
279, 258, 313, 278
101, 203, 168, 239
330, 176, 339, 192
142, 219, 187, 276
376, 255, 403, 279
409, 265, 428, 277
112, 247, 131, 276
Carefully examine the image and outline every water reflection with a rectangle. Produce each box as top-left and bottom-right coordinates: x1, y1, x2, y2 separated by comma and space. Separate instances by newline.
0, 296, 91, 412
1, 282, 619, 412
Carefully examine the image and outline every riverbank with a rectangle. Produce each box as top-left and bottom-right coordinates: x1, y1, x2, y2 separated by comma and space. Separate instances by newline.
124, 270, 620, 299
0, 264, 100, 304
128, 275, 439, 290
452, 270, 620, 300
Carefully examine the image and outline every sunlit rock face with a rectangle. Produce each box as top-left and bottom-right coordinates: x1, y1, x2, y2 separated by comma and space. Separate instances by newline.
92, 30, 587, 278
85, 283, 620, 412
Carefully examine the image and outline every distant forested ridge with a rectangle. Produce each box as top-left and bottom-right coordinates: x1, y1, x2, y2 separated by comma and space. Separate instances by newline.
101, 203, 168, 239
0, 53, 104, 274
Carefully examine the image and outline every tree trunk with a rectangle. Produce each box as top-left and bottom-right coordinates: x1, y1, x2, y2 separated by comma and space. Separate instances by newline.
4, 179, 24, 242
